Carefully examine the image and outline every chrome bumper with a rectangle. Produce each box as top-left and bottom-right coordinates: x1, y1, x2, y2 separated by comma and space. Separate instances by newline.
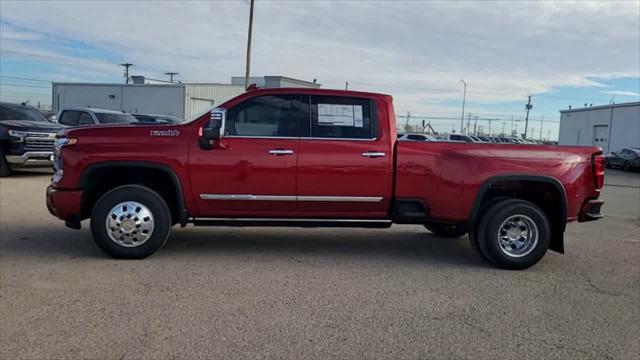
5, 151, 54, 167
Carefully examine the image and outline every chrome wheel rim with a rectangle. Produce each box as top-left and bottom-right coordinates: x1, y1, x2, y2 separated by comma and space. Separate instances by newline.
497, 214, 538, 258
106, 201, 154, 247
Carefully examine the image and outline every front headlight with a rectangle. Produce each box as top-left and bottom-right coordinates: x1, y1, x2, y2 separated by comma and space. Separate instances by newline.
8, 129, 26, 141
53, 137, 77, 171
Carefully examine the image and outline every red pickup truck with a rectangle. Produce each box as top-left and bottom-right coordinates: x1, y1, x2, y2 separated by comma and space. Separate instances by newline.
46, 88, 605, 269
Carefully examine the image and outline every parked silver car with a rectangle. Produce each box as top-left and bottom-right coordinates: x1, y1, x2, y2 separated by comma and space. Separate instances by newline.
56, 108, 137, 127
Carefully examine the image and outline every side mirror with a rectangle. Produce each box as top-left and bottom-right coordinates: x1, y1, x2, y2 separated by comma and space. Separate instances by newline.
199, 108, 226, 150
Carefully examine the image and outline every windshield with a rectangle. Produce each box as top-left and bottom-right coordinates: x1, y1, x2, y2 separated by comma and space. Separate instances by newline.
95, 113, 137, 124
0, 104, 49, 122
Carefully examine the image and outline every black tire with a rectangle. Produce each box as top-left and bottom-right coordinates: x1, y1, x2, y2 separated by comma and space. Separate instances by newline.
476, 199, 551, 270
425, 222, 468, 238
623, 161, 631, 172
0, 150, 12, 177
468, 196, 510, 255
90, 185, 171, 259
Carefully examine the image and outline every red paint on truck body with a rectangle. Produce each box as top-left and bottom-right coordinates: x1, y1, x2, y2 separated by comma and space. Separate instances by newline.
47, 88, 602, 231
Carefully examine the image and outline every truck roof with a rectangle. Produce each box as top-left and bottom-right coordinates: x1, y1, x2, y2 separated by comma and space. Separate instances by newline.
239, 87, 393, 99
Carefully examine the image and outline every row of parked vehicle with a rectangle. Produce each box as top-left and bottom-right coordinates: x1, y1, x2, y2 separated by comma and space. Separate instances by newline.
398, 132, 547, 144
0, 102, 181, 176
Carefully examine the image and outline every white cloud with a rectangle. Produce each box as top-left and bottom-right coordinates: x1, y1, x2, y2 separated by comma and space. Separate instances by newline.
1, 0, 638, 114
602, 90, 640, 97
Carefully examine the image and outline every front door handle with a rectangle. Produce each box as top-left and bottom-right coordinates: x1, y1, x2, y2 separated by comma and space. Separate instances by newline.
362, 152, 386, 158
268, 149, 294, 156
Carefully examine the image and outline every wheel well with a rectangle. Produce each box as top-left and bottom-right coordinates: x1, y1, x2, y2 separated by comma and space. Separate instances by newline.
80, 165, 182, 224
473, 178, 567, 253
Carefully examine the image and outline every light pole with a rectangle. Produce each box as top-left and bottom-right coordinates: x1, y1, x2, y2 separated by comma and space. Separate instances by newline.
164, 72, 179, 82
459, 79, 467, 133
244, 0, 255, 90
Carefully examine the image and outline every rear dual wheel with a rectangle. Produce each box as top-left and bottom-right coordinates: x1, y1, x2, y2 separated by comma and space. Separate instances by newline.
475, 199, 550, 270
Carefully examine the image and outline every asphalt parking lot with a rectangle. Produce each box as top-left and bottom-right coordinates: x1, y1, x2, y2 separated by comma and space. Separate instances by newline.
1, 170, 638, 360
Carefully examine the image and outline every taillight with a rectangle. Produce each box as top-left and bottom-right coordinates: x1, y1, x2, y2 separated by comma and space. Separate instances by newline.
592, 154, 604, 190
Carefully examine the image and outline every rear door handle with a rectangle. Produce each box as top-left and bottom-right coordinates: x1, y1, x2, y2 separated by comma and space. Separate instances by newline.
362, 152, 386, 158
269, 149, 294, 156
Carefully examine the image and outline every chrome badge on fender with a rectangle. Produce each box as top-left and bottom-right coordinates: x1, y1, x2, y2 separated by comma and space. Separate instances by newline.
150, 129, 181, 137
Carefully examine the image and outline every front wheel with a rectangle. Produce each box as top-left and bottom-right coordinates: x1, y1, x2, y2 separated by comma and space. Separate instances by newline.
0, 150, 12, 177
476, 199, 550, 270
425, 222, 468, 238
90, 185, 171, 259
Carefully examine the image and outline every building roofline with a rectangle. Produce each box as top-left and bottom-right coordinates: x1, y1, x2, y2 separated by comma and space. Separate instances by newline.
263, 75, 321, 87
51, 82, 241, 87
560, 101, 640, 113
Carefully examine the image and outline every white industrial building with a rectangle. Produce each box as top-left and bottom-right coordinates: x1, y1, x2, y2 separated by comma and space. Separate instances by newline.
52, 76, 319, 120
558, 102, 639, 153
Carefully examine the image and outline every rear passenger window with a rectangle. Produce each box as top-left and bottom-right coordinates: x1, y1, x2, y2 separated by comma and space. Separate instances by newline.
78, 112, 94, 125
58, 110, 81, 126
225, 95, 303, 137
308, 96, 375, 139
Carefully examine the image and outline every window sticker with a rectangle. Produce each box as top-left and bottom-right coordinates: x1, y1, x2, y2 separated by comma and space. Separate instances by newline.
318, 104, 363, 127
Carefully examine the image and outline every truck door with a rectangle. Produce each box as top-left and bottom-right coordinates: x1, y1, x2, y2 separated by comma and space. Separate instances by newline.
296, 95, 392, 218
190, 94, 304, 216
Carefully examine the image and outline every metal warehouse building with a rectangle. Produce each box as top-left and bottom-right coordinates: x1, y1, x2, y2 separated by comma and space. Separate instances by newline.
52, 76, 319, 120
558, 102, 639, 153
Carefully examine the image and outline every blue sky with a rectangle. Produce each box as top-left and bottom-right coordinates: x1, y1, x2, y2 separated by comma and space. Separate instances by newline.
1, 1, 639, 140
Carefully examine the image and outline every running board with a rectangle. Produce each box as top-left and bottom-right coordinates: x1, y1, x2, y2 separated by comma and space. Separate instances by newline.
191, 217, 393, 228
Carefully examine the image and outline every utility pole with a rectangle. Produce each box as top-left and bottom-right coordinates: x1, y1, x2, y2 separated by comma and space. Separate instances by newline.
473, 115, 478, 135
460, 79, 467, 133
539, 115, 544, 140
502, 122, 506, 136
120, 63, 133, 84
164, 72, 179, 82
524, 95, 532, 139
244, 0, 255, 90
345, 81, 349, 90
405, 111, 411, 132
547, 130, 551, 142
466, 113, 472, 135
488, 118, 492, 136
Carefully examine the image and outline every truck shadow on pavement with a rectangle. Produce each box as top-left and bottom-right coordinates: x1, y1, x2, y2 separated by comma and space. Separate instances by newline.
166, 227, 489, 268
2, 225, 489, 268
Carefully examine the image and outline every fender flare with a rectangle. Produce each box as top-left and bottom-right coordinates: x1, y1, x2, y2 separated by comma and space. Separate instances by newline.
78, 161, 188, 225
468, 174, 568, 253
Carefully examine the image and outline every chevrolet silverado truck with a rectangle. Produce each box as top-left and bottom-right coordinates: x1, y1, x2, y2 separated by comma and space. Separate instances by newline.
1, 102, 65, 177
46, 88, 605, 269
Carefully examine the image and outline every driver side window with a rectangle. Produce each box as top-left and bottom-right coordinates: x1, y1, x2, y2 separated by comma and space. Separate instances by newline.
225, 95, 304, 137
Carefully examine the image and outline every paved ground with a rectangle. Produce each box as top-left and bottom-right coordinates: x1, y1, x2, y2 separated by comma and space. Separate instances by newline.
1, 169, 638, 360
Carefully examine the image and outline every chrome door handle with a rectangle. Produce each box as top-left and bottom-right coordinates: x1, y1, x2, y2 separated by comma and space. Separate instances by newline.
268, 149, 294, 156
362, 152, 386, 158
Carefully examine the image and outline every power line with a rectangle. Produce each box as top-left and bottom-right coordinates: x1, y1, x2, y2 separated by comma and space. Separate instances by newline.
0, 83, 51, 88
0, 75, 51, 83
1, 49, 72, 62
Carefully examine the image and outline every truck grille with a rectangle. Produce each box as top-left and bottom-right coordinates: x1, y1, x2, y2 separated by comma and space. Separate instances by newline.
24, 132, 56, 152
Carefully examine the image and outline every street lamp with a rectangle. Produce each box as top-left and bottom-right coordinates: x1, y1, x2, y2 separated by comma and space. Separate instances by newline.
460, 79, 467, 133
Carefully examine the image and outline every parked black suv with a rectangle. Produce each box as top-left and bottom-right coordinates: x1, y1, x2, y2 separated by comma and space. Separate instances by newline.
0, 102, 65, 176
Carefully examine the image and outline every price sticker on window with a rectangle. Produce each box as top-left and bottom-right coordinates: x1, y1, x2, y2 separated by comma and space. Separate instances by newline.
318, 104, 363, 127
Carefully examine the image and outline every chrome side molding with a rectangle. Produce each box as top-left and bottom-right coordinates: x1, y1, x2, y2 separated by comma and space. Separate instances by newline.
199, 194, 383, 202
